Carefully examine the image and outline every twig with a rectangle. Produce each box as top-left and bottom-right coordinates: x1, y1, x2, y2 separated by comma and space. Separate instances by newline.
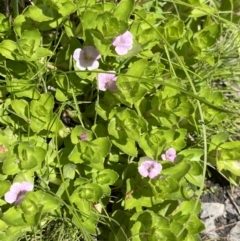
226, 189, 240, 216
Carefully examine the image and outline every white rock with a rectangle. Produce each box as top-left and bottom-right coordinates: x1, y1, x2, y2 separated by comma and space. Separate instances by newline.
200, 203, 225, 239
200, 203, 225, 219
228, 221, 240, 241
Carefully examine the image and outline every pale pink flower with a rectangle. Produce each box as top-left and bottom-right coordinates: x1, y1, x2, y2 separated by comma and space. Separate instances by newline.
112, 31, 133, 55
97, 71, 118, 91
73, 46, 101, 70
79, 133, 88, 140
138, 159, 162, 179
4, 181, 34, 205
161, 148, 177, 162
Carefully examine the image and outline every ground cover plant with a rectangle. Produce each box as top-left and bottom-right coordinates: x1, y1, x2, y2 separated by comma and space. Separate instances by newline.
0, 0, 240, 240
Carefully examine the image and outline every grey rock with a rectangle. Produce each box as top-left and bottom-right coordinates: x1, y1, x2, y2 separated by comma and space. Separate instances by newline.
225, 199, 238, 216
228, 221, 240, 241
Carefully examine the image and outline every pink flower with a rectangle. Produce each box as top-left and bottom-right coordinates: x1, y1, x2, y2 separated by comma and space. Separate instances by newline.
73, 46, 101, 70
79, 133, 88, 140
4, 181, 34, 205
97, 71, 118, 91
161, 148, 177, 162
112, 31, 133, 55
138, 159, 162, 179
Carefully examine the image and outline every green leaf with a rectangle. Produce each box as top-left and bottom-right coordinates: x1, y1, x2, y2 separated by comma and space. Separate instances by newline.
71, 126, 92, 144
140, 132, 165, 157
34, 47, 52, 59
128, 59, 148, 77
170, 221, 187, 241
172, 200, 201, 218
11, 99, 29, 121
117, 59, 149, 103
209, 132, 229, 151
193, 24, 220, 49
190, 5, 215, 18
0, 180, 11, 197
111, 136, 138, 157
125, 178, 156, 209
164, 18, 184, 42
74, 199, 98, 234
0, 40, 18, 60
63, 164, 77, 179
20, 194, 39, 215
20, 29, 41, 53
113, 0, 134, 21
13, 15, 34, 37
58, 2, 76, 17
185, 162, 203, 187
162, 161, 191, 181
26, 4, 60, 22
83, 9, 98, 31
179, 149, 203, 161
90, 30, 111, 55
30, 93, 54, 122
30, 117, 46, 133
2, 207, 27, 227
95, 169, 119, 185
32, 191, 61, 212
0, 14, 10, 33
79, 183, 103, 202
218, 161, 240, 176
151, 228, 177, 241
91, 137, 112, 159
68, 144, 82, 164
6, 78, 40, 99
2, 155, 21, 175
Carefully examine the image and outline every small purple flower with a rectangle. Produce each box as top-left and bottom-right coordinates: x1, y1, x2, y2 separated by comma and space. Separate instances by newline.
73, 46, 101, 71
112, 31, 133, 55
80, 133, 88, 140
138, 159, 162, 179
161, 148, 177, 162
4, 181, 34, 205
97, 71, 118, 91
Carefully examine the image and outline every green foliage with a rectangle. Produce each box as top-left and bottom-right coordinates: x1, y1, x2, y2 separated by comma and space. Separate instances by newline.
0, 0, 239, 240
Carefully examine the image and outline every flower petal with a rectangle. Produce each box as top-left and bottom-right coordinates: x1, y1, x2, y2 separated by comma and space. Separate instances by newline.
122, 31, 133, 40
4, 191, 17, 204
80, 133, 88, 140
149, 162, 162, 179
21, 181, 34, 192
9, 182, 22, 194
166, 148, 176, 156
73, 48, 82, 61
115, 46, 129, 55
161, 154, 167, 161
76, 61, 86, 70
138, 165, 149, 177
84, 46, 101, 59
97, 73, 108, 91
165, 148, 177, 162
168, 156, 176, 162
87, 60, 99, 70
106, 80, 118, 91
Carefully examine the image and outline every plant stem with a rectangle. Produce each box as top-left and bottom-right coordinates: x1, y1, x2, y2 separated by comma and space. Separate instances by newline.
12, 0, 19, 18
